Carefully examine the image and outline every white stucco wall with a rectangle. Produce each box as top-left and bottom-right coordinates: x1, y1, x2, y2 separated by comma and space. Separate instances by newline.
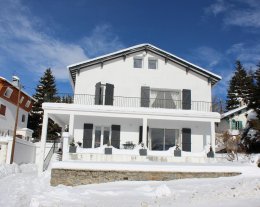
73, 116, 211, 153
74, 51, 212, 103
0, 98, 28, 132
13, 138, 36, 164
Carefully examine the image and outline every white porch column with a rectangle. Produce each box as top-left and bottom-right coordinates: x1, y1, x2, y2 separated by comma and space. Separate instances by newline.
142, 118, 148, 147
100, 126, 104, 146
62, 132, 69, 161
69, 114, 75, 142
210, 121, 216, 152
38, 112, 49, 173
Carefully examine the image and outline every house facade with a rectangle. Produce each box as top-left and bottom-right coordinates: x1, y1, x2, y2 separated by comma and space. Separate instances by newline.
39, 44, 221, 171
216, 105, 255, 134
0, 76, 34, 136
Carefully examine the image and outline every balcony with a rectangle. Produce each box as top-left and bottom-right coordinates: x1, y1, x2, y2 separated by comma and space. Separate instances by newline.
49, 94, 216, 112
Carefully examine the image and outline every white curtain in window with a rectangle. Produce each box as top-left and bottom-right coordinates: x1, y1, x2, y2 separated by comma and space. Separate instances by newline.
150, 90, 180, 109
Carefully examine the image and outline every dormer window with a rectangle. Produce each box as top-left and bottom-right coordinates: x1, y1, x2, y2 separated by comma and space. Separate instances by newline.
4, 87, 13, 98
25, 100, 31, 108
148, 59, 158, 69
133, 57, 143, 68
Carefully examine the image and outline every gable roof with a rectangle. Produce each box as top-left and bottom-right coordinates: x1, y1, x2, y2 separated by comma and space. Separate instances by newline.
67, 43, 222, 86
221, 105, 248, 119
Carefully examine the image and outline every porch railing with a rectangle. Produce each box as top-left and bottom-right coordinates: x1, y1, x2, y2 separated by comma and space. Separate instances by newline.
48, 93, 217, 112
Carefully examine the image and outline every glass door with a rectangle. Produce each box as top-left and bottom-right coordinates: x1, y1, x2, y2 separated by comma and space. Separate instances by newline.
94, 127, 101, 148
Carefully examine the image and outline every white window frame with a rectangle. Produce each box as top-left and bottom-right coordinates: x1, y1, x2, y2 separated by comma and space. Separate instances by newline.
4, 87, 13, 98
148, 58, 158, 69
92, 125, 111, 148
25, 100, 31, 108
133, 57, 143, 68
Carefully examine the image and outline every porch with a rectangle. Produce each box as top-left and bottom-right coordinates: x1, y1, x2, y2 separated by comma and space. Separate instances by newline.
38, 103, 220, 172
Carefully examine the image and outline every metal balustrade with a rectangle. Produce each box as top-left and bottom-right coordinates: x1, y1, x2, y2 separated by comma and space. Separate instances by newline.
49, 93, 215, 112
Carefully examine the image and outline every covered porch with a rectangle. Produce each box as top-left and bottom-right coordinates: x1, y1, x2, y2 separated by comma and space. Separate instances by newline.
38, 103, 220, 172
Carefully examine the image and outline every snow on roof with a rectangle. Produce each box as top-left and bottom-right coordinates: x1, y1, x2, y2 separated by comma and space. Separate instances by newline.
67, 43, 222, 85
0, 76, 36, 101
221, 105, 248, 119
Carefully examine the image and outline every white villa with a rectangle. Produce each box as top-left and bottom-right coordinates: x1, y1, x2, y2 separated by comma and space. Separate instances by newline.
39, 44, 222, 171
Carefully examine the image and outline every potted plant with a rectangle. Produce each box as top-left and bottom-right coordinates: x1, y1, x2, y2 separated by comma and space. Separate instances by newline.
104, 140, 112, 155
207, 145, 214, 158
174, 145, 181, 157
139, 142, 147, 156
69, 139, 77, 153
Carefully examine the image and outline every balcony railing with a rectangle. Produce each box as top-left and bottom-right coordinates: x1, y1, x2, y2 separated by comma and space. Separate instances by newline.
49, 93, 216, 112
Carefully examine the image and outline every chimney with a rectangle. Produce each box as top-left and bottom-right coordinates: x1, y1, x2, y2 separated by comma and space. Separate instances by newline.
12, 76, 20, 87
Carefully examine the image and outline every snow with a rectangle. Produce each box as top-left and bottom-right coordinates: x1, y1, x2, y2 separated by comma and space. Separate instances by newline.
0, 155, 260, 207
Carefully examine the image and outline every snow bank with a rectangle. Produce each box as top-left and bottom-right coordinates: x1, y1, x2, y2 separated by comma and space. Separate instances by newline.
0, 163, 38, 179
19, 164, 38, 173
0, 164, 20, 179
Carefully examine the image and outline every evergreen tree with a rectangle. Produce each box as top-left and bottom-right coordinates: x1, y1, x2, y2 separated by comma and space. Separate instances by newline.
28, 68, 61, 140
226, 61, 253, 110
250, 63, 260, 118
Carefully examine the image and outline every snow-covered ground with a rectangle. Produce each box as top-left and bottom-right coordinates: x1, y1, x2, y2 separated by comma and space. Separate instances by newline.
0, 155, 259, 207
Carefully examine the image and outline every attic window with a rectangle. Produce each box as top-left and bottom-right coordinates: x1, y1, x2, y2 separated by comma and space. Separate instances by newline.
25, 100, 31, 108
148, 59, 157, 69
20, 96, 24, 104
4, 87, 13, 98
133, 57, 143, 68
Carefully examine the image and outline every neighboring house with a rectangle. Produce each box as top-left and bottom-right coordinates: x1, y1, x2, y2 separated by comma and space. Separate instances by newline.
39, 44, 221, 171
0, 76, 34, 138
216, 105, 250, 134
0, 76, 36, 164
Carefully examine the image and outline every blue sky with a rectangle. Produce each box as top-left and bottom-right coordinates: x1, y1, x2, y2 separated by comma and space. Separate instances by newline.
1, 0, 260, 101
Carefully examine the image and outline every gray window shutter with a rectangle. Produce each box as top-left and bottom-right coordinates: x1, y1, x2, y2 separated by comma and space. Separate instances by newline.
182, 89, 191, 110
95, 82, 101, 105
105, 83, 114, 105
139, 126, 149, 147
182, 128, 191, 152
111, 125, 120, 149
139, 126, 143, 144
141, 86, 150, 107
83, 123, 93, 148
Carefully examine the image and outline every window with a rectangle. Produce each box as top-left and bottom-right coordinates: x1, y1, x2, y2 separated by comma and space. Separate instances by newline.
94, 127, 101, 148
133, 57, 143, 68
25, 100, 31, 108
150, 128, 179, 151
0, 104, 6, 116
22, 114, 26, 122
4, 87, 13, 98
148, 59, 157, 69
20, 96, 24, 104
231, 120, 243, 130
150, 89, 181, 109
94, 126, 111, 147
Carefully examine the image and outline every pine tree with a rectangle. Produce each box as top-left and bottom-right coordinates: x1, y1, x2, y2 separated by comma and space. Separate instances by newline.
28, 68, 61, 140
226, 61, 253, 110
250, 63, 260, 118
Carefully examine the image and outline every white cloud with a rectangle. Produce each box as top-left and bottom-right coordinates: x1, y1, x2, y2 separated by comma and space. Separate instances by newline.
205, 0, 231, 16
0, 0, 88, 80
206, 0, 260, 28
82, 25, 125, 58
0, 0, 124, 80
